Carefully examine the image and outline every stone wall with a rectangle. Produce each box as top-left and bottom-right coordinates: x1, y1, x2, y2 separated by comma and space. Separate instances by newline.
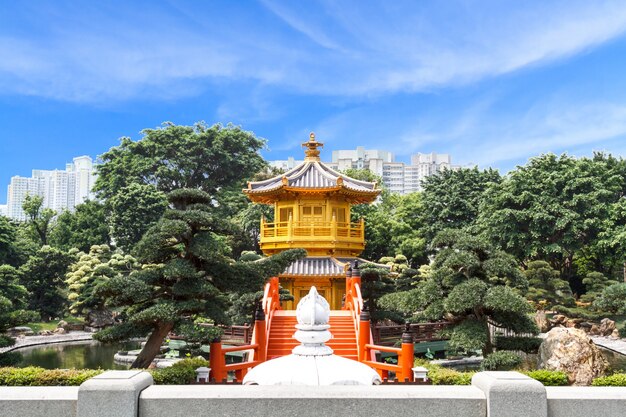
0, 371, 625, 417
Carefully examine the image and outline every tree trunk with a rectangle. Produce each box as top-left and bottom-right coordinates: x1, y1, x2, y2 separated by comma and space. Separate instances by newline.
131, 322, 174, 369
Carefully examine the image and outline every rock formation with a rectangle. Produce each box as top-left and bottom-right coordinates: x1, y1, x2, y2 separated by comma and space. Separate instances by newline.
539, 327, 608, 385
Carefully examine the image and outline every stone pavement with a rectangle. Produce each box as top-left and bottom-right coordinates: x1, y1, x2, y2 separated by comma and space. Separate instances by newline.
591, 336, 626, 355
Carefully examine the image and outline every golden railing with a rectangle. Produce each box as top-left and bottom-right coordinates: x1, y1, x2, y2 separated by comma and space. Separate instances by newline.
260, 219, 365, 241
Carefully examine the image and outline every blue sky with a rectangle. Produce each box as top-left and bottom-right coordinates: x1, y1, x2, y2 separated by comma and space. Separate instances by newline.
2, 0, 626, 203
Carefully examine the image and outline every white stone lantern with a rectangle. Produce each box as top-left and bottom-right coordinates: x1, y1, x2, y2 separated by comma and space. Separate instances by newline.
412, 366, 428, 382
195, 366, 210, 383
243, 286, 381, 385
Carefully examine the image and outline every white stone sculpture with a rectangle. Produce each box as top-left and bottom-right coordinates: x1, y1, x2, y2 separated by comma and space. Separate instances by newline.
243, 286, 381, 385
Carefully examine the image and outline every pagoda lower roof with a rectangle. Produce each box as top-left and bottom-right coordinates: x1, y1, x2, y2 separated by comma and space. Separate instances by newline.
280, 256, 389, 278
244, 160, 379, 202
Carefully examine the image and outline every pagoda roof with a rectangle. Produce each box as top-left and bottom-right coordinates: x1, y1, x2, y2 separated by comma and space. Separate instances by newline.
244, 133, 380, 203
279, 256, 389, 278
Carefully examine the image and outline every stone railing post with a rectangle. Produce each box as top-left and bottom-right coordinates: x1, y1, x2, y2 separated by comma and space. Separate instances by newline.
472, 371, 547, 417
77, 370, 153, 417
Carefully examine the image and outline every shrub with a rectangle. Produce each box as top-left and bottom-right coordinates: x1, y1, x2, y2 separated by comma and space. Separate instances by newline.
552, 305, 603, 320
0, 351, 22, 367
0, 367, 102, 386
481, 351, 523, 371
592, 373, 626, 386
494, 336, 542, 353
427, 366, 475, 385
150, 357, 209, 385
523, 370, 569, 386
619, 321, 626, 339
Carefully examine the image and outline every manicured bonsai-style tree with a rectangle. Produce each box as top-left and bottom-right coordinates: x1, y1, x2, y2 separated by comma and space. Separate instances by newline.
380, 229, 537, 356
524, 260, 574, 309
94, 189, 305, 368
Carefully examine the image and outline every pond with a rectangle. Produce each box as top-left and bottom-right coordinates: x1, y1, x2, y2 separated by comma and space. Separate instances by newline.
16, 340, 142, 370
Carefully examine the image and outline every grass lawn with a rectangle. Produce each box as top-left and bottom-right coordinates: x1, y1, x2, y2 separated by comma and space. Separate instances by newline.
23, 316, 85, 334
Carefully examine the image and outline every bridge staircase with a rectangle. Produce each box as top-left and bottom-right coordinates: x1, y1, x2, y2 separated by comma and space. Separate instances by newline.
208, 274, 416, 382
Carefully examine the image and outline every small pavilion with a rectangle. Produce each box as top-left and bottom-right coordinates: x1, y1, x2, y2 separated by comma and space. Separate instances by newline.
244, 133, 380, 309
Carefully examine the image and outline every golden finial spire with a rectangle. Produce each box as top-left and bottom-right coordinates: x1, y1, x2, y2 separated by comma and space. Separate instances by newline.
302, 132, 324, 160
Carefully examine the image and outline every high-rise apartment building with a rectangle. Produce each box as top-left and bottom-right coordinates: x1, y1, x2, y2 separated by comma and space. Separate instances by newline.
323, 148, 459, 194
6, 156, 96, 221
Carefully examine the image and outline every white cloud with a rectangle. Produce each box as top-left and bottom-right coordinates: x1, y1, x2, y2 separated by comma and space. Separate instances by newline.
1, 1, 626, 102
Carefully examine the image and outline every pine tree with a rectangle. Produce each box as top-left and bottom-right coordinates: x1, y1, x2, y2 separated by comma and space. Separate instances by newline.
94, 189, 305, 368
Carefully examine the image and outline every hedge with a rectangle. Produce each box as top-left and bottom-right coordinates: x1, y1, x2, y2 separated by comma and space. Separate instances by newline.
522, 370, 568, 386
592, 373, 626, 386
494, 336, 542, 353
150, 357, 209, 385
481, 351, 523, 371
0, 367, 103, 386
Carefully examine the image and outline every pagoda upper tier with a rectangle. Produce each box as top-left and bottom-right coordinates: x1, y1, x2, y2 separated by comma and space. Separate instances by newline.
244, 133, 380, 256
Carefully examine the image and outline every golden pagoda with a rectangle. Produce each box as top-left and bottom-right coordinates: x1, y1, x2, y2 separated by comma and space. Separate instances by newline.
244, 133, 380, 309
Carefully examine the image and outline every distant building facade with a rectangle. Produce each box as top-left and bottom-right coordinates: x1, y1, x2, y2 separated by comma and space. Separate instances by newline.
0, 205, 6, 217
323, 147, 460, 194
6, 156, 96, 221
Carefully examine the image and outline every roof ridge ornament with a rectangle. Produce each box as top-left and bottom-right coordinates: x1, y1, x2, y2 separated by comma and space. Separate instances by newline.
302, 132, 324, 161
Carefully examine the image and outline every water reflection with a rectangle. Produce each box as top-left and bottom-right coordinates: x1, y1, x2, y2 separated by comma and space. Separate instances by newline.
17, 340, 141, 370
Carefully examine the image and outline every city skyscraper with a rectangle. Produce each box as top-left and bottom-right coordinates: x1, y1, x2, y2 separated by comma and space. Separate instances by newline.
6, 156, 96, 221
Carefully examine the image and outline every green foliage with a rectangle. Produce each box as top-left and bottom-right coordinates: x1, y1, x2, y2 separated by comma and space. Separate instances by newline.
0, 367, 102, 386
523, 370, 569, 386
0, 352, 22, 367
479, 153, 626, 291
481, 351, 523, 371
22, 195, 56, 246
95, 122, 267, 200
591, 373, 626, 386
620, 321, 626, 338
415, 361, 475, 385
0, 216, 21, 267
0, 265, 38, 363
421, 167, 501, 242
386, 229, 536, 355
65, 245, 137, 318
593, 283, 626, 314
19, 246, 75, 321
94, 188, 305, 367
108, 183, 168, 253
581, 271, 616, 303
150, 358, 209, 385
552, 305, 604, 320
49, 201, 110, 252
494, 336, 542, 353
524, 261, 574, 309
348, 176, 426, 267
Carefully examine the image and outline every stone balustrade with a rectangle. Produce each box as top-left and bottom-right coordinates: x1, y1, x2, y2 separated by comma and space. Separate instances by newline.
0, 370, 625, 417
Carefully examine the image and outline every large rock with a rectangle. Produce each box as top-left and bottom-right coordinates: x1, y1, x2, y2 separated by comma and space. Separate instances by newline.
539, 327, 608, 385
87, 310, 115, 328
6, 326, 34, 336
598, 318, 616, 336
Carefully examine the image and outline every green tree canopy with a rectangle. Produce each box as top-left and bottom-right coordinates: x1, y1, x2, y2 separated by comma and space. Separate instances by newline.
421, 167, 501, 241
379, 229, 536, 356
49, 201, 110, 252
65, 245, 138, 320
108, 184, 168, 253
19, 246, 75, 321
93, 189, 305, 368
479, 153, 626, 290
592, 283, 626, 314
95, 122, 267, 200
0, 265, 38, 365
22, 195, 55, 246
